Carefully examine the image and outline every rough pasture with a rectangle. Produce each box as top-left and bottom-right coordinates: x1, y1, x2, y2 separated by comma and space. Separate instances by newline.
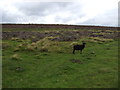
2, 24, 119, 88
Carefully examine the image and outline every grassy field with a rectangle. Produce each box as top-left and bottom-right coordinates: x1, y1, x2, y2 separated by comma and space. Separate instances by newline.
2, 27, 118, 88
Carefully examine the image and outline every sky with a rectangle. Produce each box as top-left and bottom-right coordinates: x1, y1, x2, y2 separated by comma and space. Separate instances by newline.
0, 0, 119, 26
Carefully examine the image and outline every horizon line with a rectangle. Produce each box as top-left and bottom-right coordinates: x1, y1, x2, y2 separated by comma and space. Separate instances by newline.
1, 23, 119, 27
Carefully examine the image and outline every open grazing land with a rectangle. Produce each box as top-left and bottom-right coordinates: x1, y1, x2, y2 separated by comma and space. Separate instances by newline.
2, 24, 119, 88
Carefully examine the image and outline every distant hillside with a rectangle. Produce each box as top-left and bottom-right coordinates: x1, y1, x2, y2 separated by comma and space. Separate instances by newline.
2, 24, 119, 30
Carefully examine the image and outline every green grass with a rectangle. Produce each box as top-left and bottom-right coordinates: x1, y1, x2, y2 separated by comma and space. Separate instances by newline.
2, 38, 118, 88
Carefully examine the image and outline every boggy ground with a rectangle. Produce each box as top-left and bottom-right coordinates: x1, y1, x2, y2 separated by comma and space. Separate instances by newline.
2, 28, 119, 88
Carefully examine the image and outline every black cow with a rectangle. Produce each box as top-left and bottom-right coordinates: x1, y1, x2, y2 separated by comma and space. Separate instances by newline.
73, 42, 86, 54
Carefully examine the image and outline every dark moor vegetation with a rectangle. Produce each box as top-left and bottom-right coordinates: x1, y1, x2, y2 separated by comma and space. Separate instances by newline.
2, 24, 119, 88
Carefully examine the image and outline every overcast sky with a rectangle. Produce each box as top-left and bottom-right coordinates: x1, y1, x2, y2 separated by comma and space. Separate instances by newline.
0, 0, 119, 26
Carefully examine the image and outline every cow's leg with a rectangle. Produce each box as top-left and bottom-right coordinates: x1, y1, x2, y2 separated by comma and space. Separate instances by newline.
73, 49, 75, 54
80, 50, 82, 54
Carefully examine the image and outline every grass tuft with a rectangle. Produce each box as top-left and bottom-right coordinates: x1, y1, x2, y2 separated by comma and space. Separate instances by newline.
11, 54, 20, 60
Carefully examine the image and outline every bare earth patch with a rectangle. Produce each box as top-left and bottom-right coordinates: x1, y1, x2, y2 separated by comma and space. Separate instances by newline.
69, 59, 83, 64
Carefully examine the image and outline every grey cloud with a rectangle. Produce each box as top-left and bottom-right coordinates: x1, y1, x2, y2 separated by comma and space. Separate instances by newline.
54, 13, 85, 23
82, 9, 118, 26
15, 2, 71, 16
14, 2, 83, 23
118, 2, 120, 26
2, 11, 18, 23
1, 2, 73, 23
1, 1, 118, 26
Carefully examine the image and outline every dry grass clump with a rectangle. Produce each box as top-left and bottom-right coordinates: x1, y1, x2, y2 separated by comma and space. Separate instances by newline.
35, 37, 50, 52
35, 37, 64, 52
20, 37, 51, 52
44, 30, 51, 33
35, 36, 59, 52
31, 42, 36, 46
75, 37, 113, 44
43, 36, 55, 41
11, 37, 19, 41
11, 37, 23, 42
40, 47, 48, 52
77, 37, 113, 43
36, 37, 51, 46
69, 42, 79, 47
11, 54, 20, 60
26, 44, 37, 51
16, 36, 74, 53
14, 43, 27, 52
18, 44, 23, 47
89, 37, 113, 43
14, 48, 20, 52
20, 36, 114, 53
